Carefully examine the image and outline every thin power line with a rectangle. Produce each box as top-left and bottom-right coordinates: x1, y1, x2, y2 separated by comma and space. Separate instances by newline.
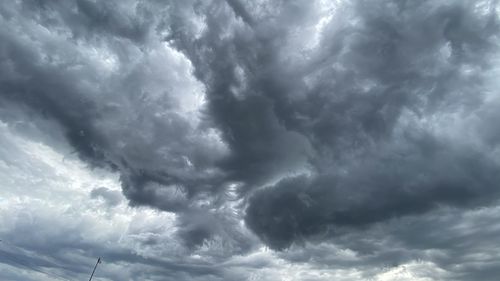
0, 251, 71, 281
0, 240, 71, 281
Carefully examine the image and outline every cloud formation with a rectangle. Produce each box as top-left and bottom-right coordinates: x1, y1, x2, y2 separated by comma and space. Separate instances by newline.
2, 0, 500, 280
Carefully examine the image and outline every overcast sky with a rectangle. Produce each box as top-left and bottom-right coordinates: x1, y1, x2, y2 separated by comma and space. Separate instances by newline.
1, 0, 500, 280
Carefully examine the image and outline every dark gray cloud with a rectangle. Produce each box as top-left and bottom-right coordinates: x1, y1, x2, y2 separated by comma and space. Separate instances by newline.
2, 0, 500, 280
168, 0, 500, 250
245, 134, 500, 249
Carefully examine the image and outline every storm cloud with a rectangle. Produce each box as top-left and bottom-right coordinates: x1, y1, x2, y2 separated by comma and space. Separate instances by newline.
2, 0, 500, 280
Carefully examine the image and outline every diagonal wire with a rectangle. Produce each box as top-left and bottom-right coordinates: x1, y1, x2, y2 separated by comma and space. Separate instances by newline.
0, 239, 72, 281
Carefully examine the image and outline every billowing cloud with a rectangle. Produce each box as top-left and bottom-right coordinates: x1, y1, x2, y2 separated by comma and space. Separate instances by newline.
2, 0, 500, 280
168, 0, 500, 250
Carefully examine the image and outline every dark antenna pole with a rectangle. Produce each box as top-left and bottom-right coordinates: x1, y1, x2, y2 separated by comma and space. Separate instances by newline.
88, 257, 101, 281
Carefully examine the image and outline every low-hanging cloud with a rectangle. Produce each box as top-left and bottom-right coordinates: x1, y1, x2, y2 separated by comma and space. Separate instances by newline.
2, 0, 500, 279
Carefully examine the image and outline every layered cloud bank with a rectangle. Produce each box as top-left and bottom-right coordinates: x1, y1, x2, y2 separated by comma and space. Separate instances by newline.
1, 0, 500, 280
